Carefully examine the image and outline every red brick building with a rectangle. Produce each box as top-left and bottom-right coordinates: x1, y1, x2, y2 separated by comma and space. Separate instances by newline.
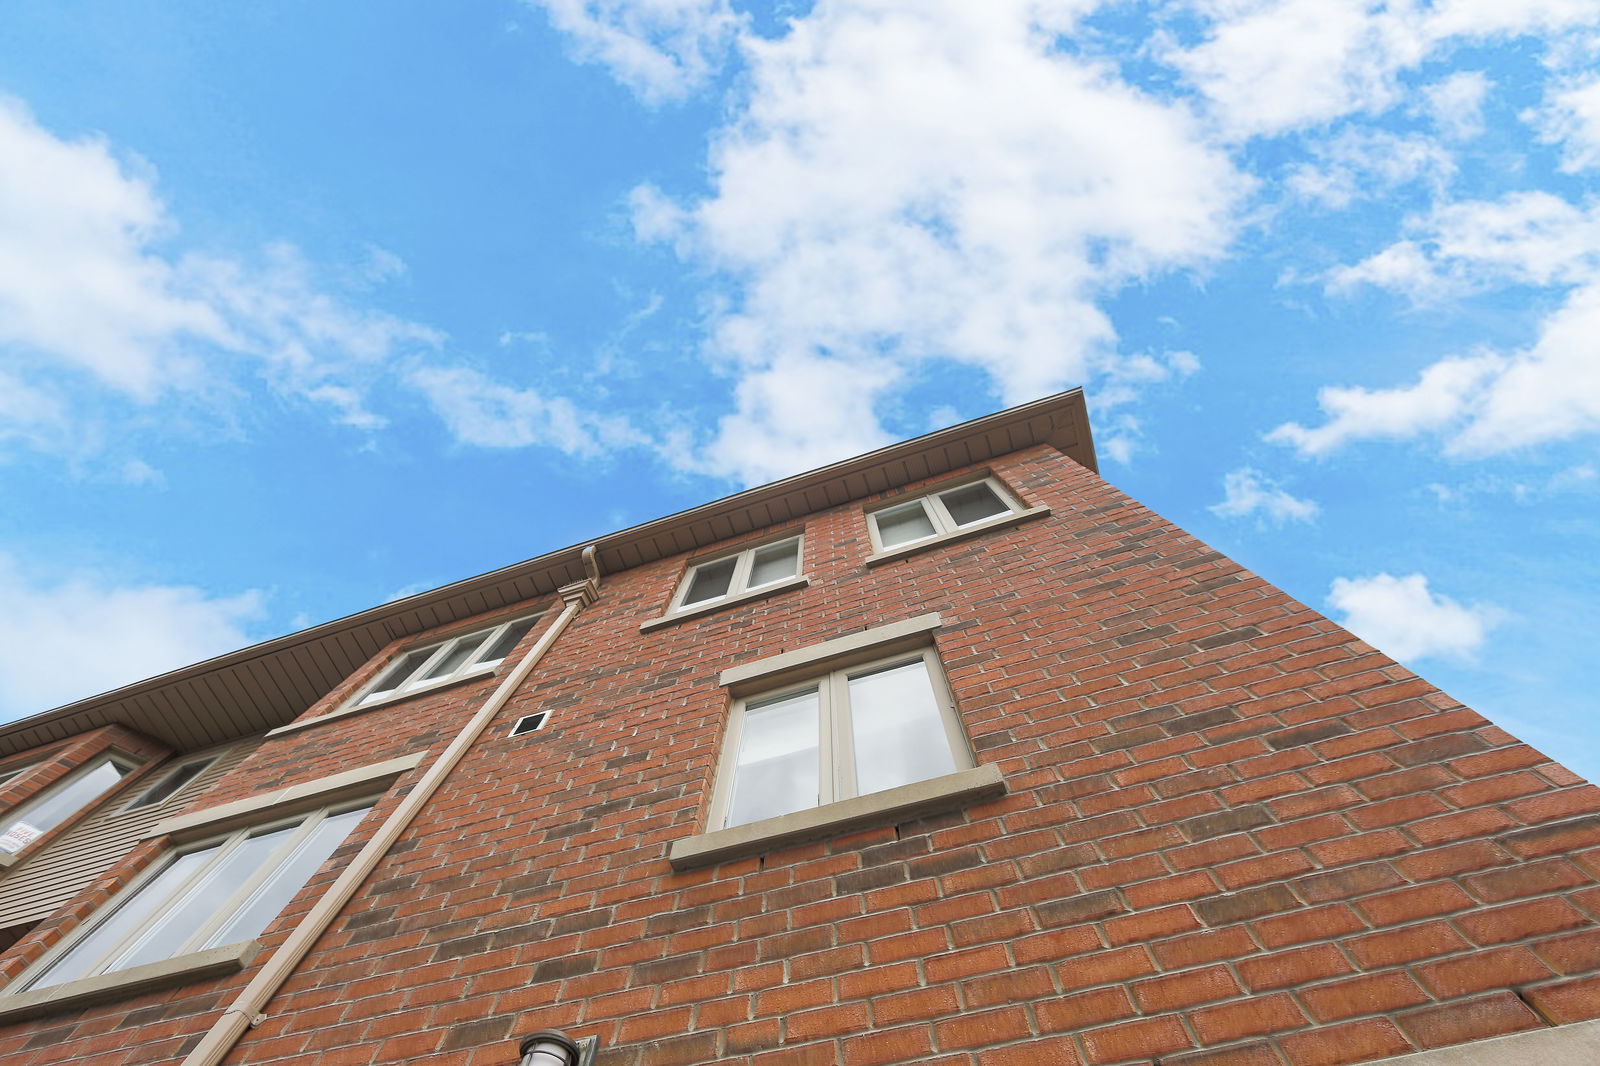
0, 390, 1596, 1066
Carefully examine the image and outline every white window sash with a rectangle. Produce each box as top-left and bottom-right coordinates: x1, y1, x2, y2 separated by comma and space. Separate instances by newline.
671, 536, 803, 615
712, 647, 971, 832
866, 477, 1021, 554
356, 616, 534, 707
18, 802, 367, 991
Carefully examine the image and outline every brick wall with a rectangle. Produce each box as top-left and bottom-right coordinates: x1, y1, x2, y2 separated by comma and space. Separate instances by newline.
1, 444, 1597, 1066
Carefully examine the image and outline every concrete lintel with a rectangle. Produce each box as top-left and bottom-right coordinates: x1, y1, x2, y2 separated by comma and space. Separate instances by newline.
147, 752, 426, 841
719, 613, 944, 690
669, 763, 1006, 871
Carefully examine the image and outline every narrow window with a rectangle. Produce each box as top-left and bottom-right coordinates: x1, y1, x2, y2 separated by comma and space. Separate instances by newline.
126, 756, 218, 811
0, 757, 134, 855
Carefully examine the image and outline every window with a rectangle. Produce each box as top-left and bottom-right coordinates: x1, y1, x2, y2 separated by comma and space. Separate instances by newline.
671, 535, 803, 615
0, 756, 134, 855
710, 648, 972, 832
0, 762, 35, 789
15, 801, 373, 993
867, 477, 1022, 553
126, 755, 218, 811
355, 614, 538, 707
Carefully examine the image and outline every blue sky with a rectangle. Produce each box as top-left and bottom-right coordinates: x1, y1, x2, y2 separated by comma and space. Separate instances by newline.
1, 1, 1597, 779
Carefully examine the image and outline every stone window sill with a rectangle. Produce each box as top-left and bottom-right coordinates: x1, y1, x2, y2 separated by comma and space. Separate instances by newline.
640, 576, 810, 633
864, 506, 1051, 567
668, 763, 1006, 871
0, 940, 260, 1024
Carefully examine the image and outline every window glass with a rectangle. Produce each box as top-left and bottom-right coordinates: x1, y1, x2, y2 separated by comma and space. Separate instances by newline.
368, 649, 433, 697
748, 540, 800, 588
21, 802, 373, 992
0, 758, 130, 854
726, 689, 821, 828
683, 557, 738, 606
848, 660, 957, 796
128, 758, 215, 810
715, 646, 972, 833
112, 825, 297, 972
207, 806, 367, 948
30, 849, 216, 989
356, 615, 539, 706
875, 502, 937, 547
941, 482, 1010, 526
477, 618, 536, 665
419, 634, 486, 681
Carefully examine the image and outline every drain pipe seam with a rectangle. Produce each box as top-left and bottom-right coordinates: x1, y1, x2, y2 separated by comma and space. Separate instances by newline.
181, 556, 601, 1066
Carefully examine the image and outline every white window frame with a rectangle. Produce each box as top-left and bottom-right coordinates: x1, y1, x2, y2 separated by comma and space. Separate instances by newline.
707, 646, 974, 833
0, 754, 138, 858
351, 613, 539, 708
125, 754, 219, 812
668, 534, 805, 616
11, 799, 373, 994
865, 475, 1023, 554
0, 761, 36, 789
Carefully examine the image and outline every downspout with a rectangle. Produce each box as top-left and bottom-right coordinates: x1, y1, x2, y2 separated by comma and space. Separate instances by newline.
180, 549, 602, 1066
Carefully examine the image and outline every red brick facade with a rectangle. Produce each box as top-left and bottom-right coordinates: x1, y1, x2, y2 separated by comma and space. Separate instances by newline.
0, 438, 1597, 1065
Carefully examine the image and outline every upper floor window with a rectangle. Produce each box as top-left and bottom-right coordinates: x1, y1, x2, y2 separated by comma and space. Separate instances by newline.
671, 535, 803, 614
126, 755, 218, 811
710, 647, 972, 831
14, 800, 373, 992
0, 761, 35, 789
867, 477, 1020, 553
0, 756, 134, 856
354, 615, 538, 707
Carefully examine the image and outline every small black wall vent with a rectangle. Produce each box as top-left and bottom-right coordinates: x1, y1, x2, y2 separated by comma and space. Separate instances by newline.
509, 712, 550, 737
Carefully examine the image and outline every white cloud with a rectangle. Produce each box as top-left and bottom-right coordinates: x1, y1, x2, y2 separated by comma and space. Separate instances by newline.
1328, 192, 1600, 296
1166, 0, 1600, 138
1267, 353, 1505, 455
1286, 128, 1454, 209
1529, 73, 1600, 172
0, 96, 445, 461
527, 0, 743, 103
1210, 467, 1320, 523
1168, 0, 1427, 138
0, 96, 226, 397
408, 365, 644, 456
637, 0, 1243, 483
1327, 571, 1499, 661
1289, 192, 1600, 457
0, 555, 264, 719
1424, 70, 1491, 140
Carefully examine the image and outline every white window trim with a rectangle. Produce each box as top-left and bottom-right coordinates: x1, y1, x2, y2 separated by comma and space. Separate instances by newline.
863, 475, 1049, 566
669, 614, 1010, 869
664, 534, 806, 617
0, 753, 139, 866
346, 613, 541, 711
706, 645, 977, 835
4, 799, 375, 1008
124, 754, 219, 812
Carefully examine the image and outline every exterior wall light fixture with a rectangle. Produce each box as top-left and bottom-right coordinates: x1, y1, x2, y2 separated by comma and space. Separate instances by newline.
518, 1030, 598, 1066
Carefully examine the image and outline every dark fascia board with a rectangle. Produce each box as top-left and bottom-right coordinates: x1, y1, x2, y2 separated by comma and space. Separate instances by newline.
0, 390, 1095, 758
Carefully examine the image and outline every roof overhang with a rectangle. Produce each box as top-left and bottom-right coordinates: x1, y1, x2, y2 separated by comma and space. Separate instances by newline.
0, 390, 1095, 757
